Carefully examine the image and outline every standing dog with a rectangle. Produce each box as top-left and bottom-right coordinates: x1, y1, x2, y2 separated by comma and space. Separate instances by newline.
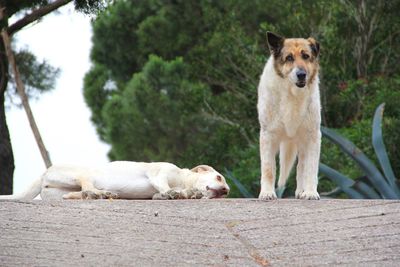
257, 32, 321, 200
0, 162, 230, 200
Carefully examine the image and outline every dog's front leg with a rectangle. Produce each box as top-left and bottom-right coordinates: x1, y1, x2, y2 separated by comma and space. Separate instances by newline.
148, 174, 171, 194
149, 176, 187, 200
259, 130, 279, 200
296, 130, 321, 200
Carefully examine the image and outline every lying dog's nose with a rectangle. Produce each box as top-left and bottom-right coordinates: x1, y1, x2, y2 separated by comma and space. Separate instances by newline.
296, 69, 306, 80
221, 187, 229, 194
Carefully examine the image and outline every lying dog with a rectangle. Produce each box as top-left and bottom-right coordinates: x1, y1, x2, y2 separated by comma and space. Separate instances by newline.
257, 32, 321, 200
0, 162, 230, 200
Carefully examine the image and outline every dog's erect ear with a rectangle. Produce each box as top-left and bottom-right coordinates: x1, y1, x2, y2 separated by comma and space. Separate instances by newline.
267, 32, 284, 57
191, 165, 216, 173
308, 37, 320, 57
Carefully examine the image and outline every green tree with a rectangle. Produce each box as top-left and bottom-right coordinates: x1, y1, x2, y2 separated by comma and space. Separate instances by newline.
85, 0, 400, 197
102, 56, 219, 165
0, 0, 106, 195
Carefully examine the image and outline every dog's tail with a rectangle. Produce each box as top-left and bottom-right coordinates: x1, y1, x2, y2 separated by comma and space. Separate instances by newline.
0, 176, 42, 200
277, 141, 297, 190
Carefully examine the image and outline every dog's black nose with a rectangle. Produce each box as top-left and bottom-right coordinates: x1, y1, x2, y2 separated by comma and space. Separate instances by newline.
296, 69, 306, 80
220, 187, 229, 194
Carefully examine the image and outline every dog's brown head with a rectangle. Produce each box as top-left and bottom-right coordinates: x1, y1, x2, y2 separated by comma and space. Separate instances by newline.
267, 32, 320, 88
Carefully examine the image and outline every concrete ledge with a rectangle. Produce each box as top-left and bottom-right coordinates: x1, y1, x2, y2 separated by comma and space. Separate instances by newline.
0, 199, 399, 266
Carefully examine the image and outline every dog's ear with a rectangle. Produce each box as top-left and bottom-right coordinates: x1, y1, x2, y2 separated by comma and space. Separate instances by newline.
267, 32, 284, 57
308, 37, 320, 57
191, 165, 216, 173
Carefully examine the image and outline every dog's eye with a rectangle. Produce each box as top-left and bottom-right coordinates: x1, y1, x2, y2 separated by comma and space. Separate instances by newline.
286, 55, 294, 62
302, 54, 310, 60
216, 175, 222, 182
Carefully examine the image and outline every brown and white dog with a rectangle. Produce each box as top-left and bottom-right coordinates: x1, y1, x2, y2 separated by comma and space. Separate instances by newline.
257, 32, 321, 200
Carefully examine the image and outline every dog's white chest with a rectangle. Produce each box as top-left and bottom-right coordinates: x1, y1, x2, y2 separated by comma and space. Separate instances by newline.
281, 96, 309, 138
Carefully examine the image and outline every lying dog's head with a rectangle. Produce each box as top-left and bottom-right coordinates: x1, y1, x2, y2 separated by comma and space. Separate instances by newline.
267, 31, 320, 88
191, 165, 230, 198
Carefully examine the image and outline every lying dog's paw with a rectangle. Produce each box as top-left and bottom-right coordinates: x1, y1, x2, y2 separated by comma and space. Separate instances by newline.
166, 189, 186, 199
81, 190, 98, 199
152, 189, 205, 200
258, 190, 277, 201
185, 188, 204, 199
82, 190, 119, 200
152, 193, 170, 200
102, 191, 119, 199
298, 190, 320, 200
191, 189, 204, 199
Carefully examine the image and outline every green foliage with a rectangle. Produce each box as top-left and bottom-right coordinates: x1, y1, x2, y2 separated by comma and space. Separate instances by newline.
101, 55, 220, 166
83, 64, 113, 141
7, 48, 60, 105
319, 104, 400, 199
73, 0, 108, 15
85, 0, 400, 198
227, 145, 260, 198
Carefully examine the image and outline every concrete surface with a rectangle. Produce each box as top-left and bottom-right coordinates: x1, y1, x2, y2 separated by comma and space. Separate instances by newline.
0, 199, 399, 266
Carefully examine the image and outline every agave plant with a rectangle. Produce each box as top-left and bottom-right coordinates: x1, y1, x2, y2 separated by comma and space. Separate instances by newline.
319, 103, 400, 199
224, 168, 256, 198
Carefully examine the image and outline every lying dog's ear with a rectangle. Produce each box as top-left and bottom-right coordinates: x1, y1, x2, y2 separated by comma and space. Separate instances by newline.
191, 165, 216, 173
308, 37, 320, 57
267, 32, 284, 58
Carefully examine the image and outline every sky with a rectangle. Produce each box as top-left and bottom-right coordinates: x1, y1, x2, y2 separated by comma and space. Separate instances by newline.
6, 4, 110, 194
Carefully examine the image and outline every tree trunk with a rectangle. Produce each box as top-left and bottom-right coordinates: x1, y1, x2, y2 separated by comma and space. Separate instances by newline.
2, 29, 52, 169
0, 37, 14, 195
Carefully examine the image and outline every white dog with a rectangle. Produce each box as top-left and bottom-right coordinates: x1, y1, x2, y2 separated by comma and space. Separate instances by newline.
0, 162, 230, 200
257, 32, 321, 200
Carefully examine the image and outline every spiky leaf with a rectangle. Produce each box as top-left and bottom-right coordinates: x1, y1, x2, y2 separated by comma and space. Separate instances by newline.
276, 186, 286, 198
320, 187, 342, 197
321, 127, 398, 199
351, 180, 381, 199
319, 163, 365, 199
372, 103, 400, 196
224, 169, 255, 198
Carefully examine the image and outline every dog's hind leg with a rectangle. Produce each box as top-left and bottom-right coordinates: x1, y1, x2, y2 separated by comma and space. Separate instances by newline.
62, 177, 119, 200
62, 191, 83, 199
277, 141, 297, 190
79, 177, 119, 199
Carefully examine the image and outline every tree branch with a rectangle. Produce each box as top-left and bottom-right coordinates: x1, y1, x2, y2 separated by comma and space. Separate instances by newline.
7, 0, 72, 36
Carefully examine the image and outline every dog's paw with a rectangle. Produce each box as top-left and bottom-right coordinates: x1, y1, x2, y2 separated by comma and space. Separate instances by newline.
82, 190, 119, 200
258, 190, 277, 201
102, 191, 119, 199
81, 190, 98, 199
166, 189, 186, 199
152, 193, 170, 200
298, 190, 320, 200
295, 189, 304, 199
185, 189, 204, 199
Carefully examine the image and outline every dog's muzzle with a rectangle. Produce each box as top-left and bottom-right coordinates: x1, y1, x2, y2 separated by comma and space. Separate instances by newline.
296, 69, 307, 88
206, 186, 229, 198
